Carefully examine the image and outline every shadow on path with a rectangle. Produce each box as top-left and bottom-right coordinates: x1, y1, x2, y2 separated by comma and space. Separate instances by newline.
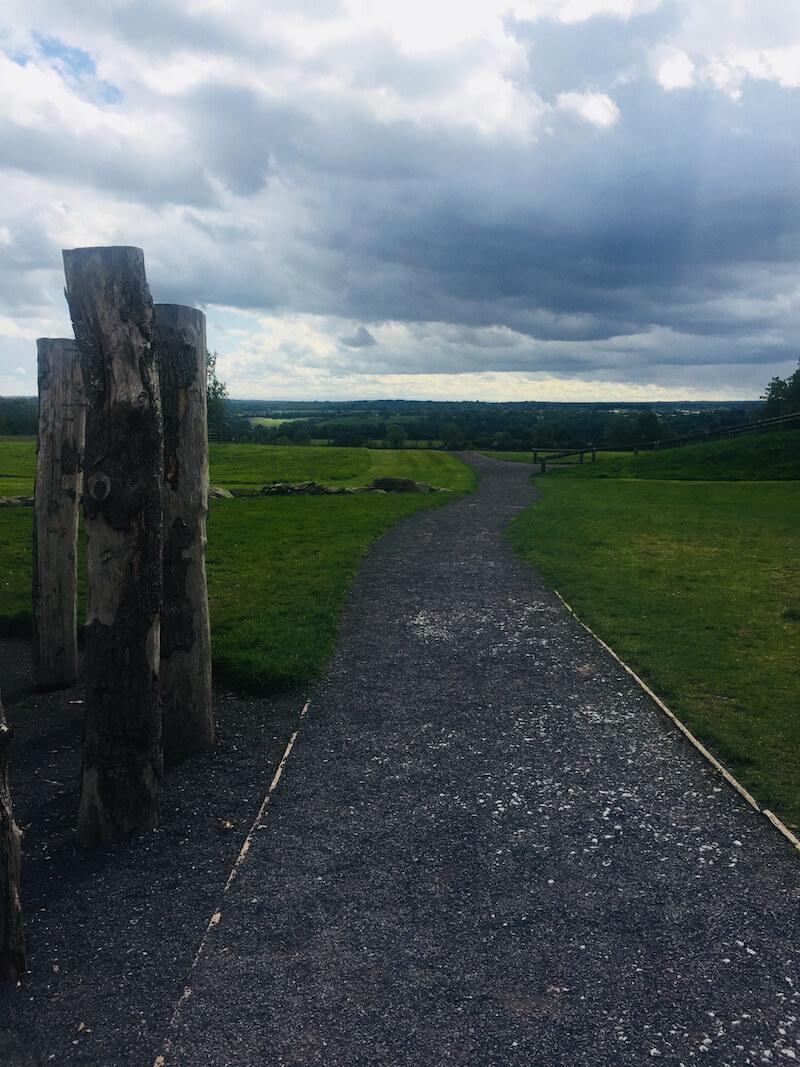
168, 454, 799, 1066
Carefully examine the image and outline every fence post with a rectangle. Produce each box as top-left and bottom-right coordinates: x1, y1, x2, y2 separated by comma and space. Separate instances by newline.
540, 459, 546, 474
0, 693, 24, 980
154, 304, 214, 764
32, 339, 85, 689
63, 246, 163, 847
579, 450, 584, 464
592, 448, 597, 463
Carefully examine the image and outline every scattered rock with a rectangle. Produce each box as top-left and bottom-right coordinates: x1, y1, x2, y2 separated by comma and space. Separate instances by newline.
0, 496, 33, 507
369, 477, 422, 493
369, 478, 445, 494
229, 488, 261, 497
261, 481, 329, 496
209, 486, 234, 499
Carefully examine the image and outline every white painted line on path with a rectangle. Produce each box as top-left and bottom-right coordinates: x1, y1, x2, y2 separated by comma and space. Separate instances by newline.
154, 697, 312, 1066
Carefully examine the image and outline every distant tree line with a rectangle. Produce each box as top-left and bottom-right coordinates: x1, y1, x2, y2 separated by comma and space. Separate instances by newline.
211, 401, 762, 451
0, 397, 37, 435
4, 359, 797, 448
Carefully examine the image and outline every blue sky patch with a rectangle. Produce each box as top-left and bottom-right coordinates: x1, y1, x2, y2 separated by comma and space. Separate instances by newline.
33, 32, 122, 104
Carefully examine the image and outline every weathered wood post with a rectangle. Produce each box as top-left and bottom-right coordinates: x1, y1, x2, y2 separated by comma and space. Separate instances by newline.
0, 693, 25, 980
579, 450, 584, 464
63, 246, 163, 846
154, 304, 213, 763
32, 338, 85, 689
540, 458, 546, 474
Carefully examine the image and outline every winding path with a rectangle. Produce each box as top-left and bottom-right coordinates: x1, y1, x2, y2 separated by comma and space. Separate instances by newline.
167, 454, 799, 1066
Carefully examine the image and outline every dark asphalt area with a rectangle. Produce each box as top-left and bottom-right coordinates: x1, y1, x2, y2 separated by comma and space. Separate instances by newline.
164, 454, 799, 1066
2, 453, 798, 1065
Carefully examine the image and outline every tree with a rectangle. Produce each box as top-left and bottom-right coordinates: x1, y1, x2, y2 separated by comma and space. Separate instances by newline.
762, 360, 800, 417
207, 350, 229, 438
386, 423, 408, 449
440, 420, 465, 450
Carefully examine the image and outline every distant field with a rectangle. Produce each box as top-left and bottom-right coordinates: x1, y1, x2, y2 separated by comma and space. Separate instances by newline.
247, 416, 304, 427
0, 441, 474, 689
509, 431, 800, 827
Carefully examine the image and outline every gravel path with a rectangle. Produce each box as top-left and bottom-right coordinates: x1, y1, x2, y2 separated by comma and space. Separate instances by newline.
163, 454, 800, 1067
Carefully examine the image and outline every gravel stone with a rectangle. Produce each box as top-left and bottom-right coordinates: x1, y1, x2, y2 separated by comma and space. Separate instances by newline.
162, 454, 800, 1067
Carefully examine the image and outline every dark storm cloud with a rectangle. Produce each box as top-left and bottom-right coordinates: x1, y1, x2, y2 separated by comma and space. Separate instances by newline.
2, 0, 800, 395
339, 326, 377, 348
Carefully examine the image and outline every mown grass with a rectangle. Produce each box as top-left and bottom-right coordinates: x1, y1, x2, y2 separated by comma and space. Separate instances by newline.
0, 441, 474, 688
508, 438, 800, 827
209, 444, 475, 491
579, 429, 800, 481
0, 437, 37, 495
479, 449, 628, 465
0, 439, 475, 496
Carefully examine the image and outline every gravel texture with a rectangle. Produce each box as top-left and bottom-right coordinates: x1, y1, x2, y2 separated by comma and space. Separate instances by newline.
162, 454, 800, 1067
2, 453, 798, 1066
0, 648, 302, 1065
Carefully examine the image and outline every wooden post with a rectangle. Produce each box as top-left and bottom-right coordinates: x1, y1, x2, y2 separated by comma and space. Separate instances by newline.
32, 339, 85, 689
0, 693, 25, 980
579, 450, 584, 464
154, 304, 213, 763
63, 246, 163, 847
592, 448, 597, 463
540, 459, 546, 474
533, 450, 537, 463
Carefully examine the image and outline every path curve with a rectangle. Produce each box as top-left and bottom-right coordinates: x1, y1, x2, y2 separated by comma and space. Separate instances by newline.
168, 454, 799, 1066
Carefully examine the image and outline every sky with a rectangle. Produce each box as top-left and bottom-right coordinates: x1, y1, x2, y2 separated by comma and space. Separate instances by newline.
1, 0, 799, 402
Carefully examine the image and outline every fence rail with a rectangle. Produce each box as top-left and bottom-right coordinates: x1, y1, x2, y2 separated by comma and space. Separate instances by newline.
531, 409, 800, 472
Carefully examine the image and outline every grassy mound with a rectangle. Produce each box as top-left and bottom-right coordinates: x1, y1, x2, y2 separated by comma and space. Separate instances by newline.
578, 429, 800, 481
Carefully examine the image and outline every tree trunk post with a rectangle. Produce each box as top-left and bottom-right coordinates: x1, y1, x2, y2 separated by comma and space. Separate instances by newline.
32, 338, 85, 689
0, 693, 25, 980
154, 304, 214, 763
62, 246, 163, 847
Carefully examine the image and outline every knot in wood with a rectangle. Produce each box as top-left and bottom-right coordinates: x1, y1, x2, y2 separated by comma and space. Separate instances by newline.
87, 472, 112, 503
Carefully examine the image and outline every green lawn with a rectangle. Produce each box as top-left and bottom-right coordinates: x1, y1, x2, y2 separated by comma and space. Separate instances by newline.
577, 429, 800, 481
209, 443, 474, 491
0, 437, 38, 495
0, 441, 474, 688
479, 449, 627, 465
509, 445, 800, 827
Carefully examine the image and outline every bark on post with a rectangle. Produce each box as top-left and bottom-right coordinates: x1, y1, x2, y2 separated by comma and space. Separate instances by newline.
0, 693, 25, 980
154, 304, 213, 763
32, 338, 85, 689
62, 246, 163, 847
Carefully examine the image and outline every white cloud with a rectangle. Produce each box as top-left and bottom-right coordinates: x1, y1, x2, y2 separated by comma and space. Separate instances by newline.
556, 90, 620, 127
655, 48, 695, 91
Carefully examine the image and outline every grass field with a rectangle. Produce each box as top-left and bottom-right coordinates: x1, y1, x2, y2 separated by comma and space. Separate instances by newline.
508, 431, 800, 826
0, 440, 474, 688
247, 416, 305, 427
0, 437, 38, 495
479, 449, 627, 465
